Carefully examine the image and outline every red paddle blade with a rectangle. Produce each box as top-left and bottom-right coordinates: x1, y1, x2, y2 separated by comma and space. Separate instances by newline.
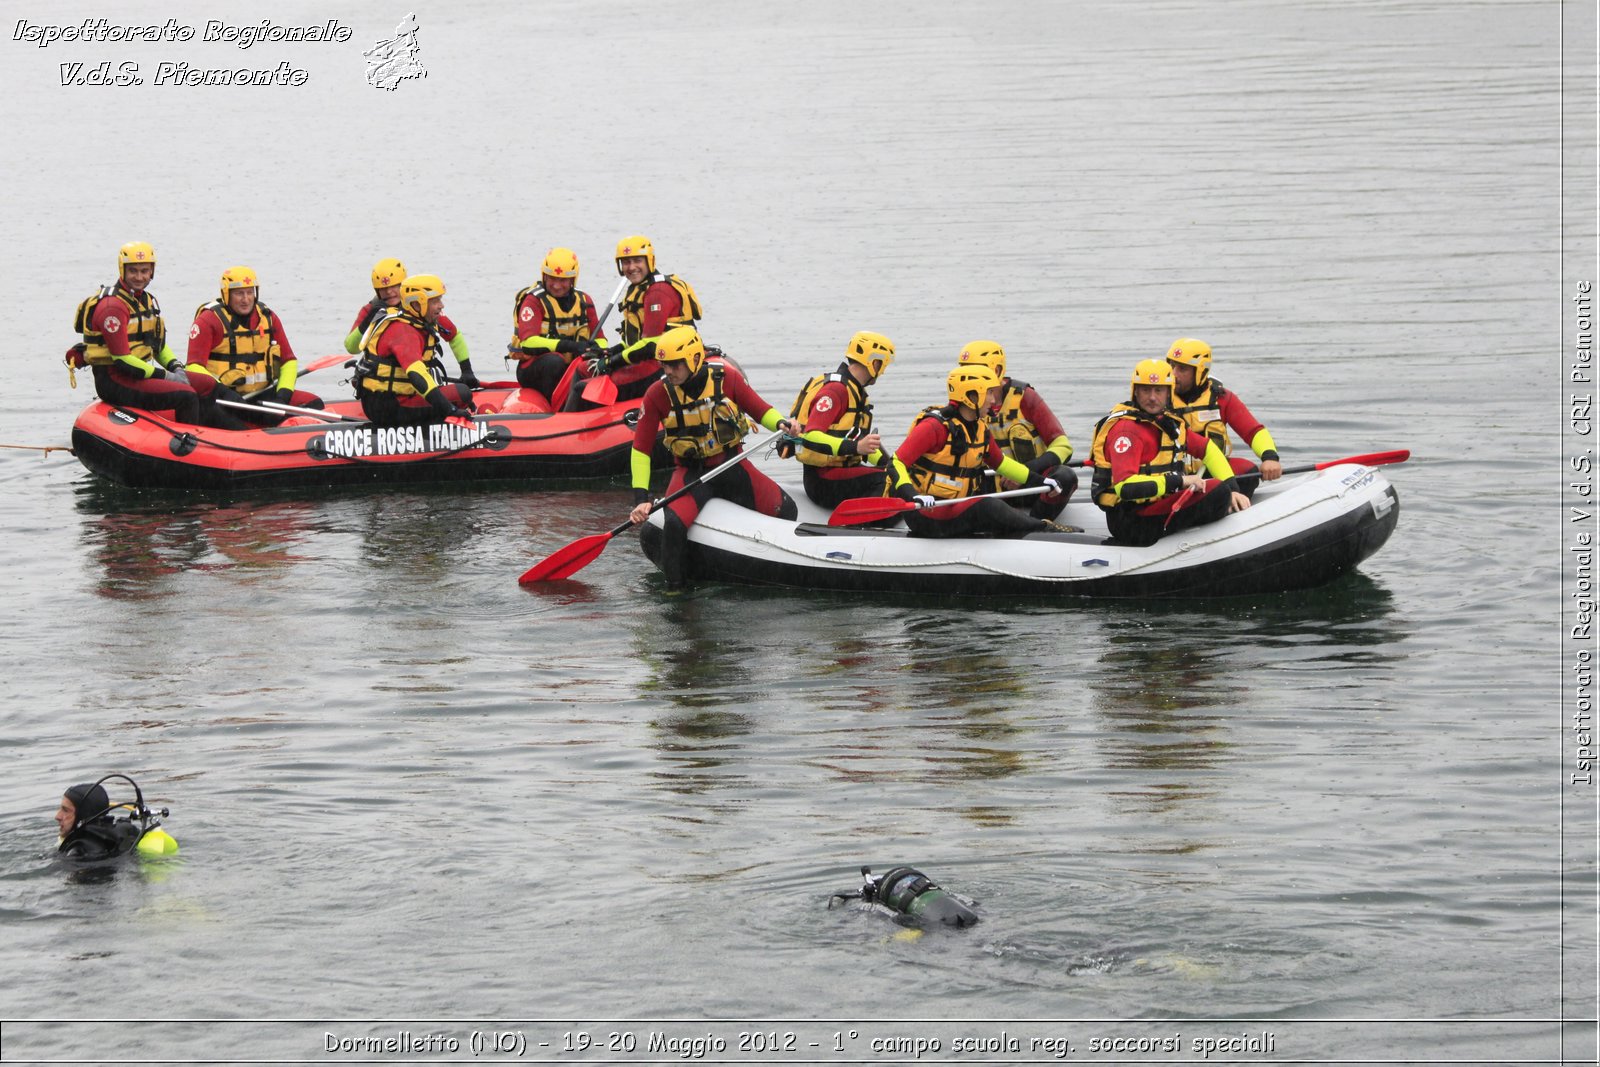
1318, 449, 1409, 469
827, 496, 914, 526
518, 532, 615, 584
299, 352, 352, 375
582, 374, 619, 406
445, 415, 475, 429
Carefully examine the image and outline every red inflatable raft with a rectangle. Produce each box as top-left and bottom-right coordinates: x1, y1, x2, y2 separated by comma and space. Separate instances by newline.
71, 383, 645, 491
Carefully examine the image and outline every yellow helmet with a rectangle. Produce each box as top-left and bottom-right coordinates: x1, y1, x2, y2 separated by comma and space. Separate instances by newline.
371, 257, 407, 290
118, 241, 156, 274
1164, 338, 1212, 384
219, 266, 259, 302
957, 339, 1006, 380
844, 331, 895, 383
947, 365, 1001, 410
399, 274, 446, 318
542, 247, 580, 281
615, 234, 656, 274
1131, 358, 1175, 389
655, 325, 706, 375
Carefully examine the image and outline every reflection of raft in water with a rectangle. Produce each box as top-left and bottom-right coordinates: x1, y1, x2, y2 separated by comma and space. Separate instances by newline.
70, 384, 645, 491
639, 462, 1401, 599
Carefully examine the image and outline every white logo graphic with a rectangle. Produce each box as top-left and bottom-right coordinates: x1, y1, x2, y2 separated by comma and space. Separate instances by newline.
103, 316, 122, 333
1113, 437, 1131, 454
365, 13, 426, 91
189, 323, 201, 339
519, 306, 534, 322
814, 396, 834, 414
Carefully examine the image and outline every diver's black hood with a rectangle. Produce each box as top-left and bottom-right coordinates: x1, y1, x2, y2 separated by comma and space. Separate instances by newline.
63, 783, 110, 829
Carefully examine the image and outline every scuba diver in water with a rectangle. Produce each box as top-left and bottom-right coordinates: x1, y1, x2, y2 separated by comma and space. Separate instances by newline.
54, 774, 178, 861
829, 866, 980, 928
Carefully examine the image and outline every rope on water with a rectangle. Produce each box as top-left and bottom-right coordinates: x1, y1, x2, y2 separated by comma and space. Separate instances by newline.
0, 443, 74, 457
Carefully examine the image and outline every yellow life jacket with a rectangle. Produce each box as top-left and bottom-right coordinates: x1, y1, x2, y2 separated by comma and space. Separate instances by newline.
355, 309, 443, 396
661, 365, 751, 462
1170, 377, 1232, 474
987, 378, 1043, 463
193, 300, 281, 391
73, 285, 166, 366
784, 367, 872, 468
1088, 404, 1188, 508
509, 285, 598, 354
898, 405, 992, 500
619, 273, 702, 345
512, 285, 598, 340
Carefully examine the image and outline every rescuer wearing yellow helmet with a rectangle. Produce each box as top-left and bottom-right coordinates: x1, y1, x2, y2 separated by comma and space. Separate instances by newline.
577, 235, 704, 408
884, 365, 1076, 538
955, 339, 1078, 522
625, 326, 799, 589
70, 241, 212, 427
779, 331, 896, 509
353, 274, 475, 426
1164, 337, 1282, 488
345, 257, 480, 390
1088, 358, 1250, 546
184, 266, 325, 425
507, 247, 608, 406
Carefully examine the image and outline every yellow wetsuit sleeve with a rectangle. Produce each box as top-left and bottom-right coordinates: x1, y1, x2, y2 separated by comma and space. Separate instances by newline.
112, 344, 157, 377
995, 455, 1032, 485
618, 336, 657, 365
1249, 427, 1278, 459
888, 457, 914, 493
343, 329, 362, 355
758, 408, 782, 432
797, 430, 842, 455
1201, 438, 1235, 482
276, 360, 298, 392
515, 335, 561, 357
404, 361, 440, 396
1112, 472, 1175, 503
630, 447, 654, 492
449, 334, 470, 363
1045, 434, 1072, 464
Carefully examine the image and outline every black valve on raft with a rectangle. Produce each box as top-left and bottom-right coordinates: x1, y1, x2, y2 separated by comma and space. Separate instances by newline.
829, 865, 980, 928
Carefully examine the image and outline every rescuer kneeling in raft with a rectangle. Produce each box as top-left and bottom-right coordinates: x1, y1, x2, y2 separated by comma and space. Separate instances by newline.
1089, 358, 1249, 547
955, 339, 1078, 521
184, 266, 324, 425
779, 331, 895, 510
55, 774, 178, 862
346, 258, 480, 391
353, 274, 476, 427
885, 365, 1073, 538
626, 326, 799, 589
1164, 337, 1282, 494
507, 247, 607, 406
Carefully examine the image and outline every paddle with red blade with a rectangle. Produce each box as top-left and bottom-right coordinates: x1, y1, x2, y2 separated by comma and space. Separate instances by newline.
581, 373, 619, 406
518, 434, 784, 584
1237, 449, 1410, 480
827, 485, 1052, 527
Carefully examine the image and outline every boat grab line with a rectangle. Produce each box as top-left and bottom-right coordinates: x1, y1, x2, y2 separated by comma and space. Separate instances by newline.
696, 489, 1341, 583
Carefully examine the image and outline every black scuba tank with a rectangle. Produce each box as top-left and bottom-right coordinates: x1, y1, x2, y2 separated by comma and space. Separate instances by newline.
838, 865, 980, 928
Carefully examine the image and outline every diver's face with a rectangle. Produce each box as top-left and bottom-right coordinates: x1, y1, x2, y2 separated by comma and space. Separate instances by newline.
55, 797, 76, 838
